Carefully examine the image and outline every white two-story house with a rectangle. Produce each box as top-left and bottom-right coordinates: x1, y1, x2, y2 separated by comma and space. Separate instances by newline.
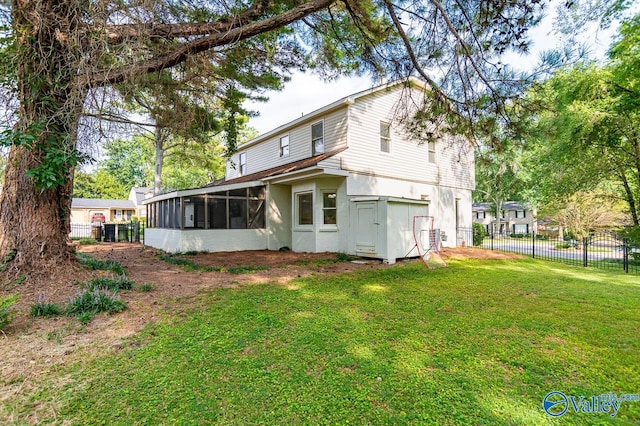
472, 201, 537, 235
143, 78, 475, 263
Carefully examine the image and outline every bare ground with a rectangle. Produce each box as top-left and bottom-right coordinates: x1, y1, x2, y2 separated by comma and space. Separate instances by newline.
0, 242, 517, 423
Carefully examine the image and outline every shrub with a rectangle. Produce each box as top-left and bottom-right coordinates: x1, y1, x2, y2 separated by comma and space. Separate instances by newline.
0, 294, 19, 330
66, 289, 127, 323
77, 253, 126, 275
77, 238, 98, 245
138, 283, 155, 292
77, 311, 94, 325
555, 242, 572, 249
472, 223, 485, 246
84, 276, 134, 292
510, 233, 525, 239
159, 254, 222, 272
619, 226, 640, 248
536, 234, 550, 240
336, 252, 358, 262
160, 254, 197, 268
30, 298, 64, 317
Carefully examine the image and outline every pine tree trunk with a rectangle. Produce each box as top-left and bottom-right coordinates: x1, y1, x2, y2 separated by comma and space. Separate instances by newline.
0, 145, 76, 271
0, 0, 85, 275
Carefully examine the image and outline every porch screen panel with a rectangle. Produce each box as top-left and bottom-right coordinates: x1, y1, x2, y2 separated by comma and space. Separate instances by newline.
174, 198, 182, 229
229, 199, 247, 229
249, 199, 265, 229
249, 186, 265, 198
171, 199, 176, 228
209, 198, 227, 229
163, 200, 170, 228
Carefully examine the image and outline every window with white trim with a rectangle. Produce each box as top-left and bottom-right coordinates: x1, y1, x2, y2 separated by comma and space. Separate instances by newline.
380, 122, 391, 153
428, 141, 436, 163
239, 152, 247, 175
297, 192, 313, 225
312, 122, 324, 155
322, 191, 337, 225
280, 135, 289, 157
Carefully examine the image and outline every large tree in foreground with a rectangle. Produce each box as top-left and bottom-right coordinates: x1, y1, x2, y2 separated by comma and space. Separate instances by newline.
0, 0, 614, 277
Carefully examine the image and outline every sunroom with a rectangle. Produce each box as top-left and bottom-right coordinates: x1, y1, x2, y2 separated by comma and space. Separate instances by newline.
143, 181, 268, 253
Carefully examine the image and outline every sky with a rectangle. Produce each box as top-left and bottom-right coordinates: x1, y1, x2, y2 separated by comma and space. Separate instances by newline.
245, 3, 621, 134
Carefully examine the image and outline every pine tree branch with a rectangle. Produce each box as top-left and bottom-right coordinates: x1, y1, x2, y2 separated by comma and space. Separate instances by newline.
99, 2, 270, 44
84, 0, 337, 88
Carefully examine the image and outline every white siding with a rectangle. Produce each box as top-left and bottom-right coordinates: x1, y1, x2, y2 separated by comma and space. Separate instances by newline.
340, 88, 436, 184
386, 202, 430, 261
144, 228, 268, 253
180, 229, 268, 252
226, 108, 348, 180
340, 87, 474, 191
266, 183, 292, 250
290, 177, 347, 253
145, 229, 183, 253
437, 135, 475, 190
346, 174, 437, 199
345, 174, 472, 249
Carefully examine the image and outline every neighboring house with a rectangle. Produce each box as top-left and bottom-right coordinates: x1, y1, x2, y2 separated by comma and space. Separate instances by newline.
71, 198, 136, 223
129, 186, 152, 219
472, 201, 537, 235
71, 187, 152, 224
143, 78, 475, 263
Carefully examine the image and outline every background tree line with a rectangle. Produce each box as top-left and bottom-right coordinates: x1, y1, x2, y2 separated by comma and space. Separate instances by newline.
474, 11, 640, 238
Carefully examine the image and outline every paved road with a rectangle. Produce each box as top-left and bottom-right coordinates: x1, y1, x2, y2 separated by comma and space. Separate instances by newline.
481, 240, 627, 263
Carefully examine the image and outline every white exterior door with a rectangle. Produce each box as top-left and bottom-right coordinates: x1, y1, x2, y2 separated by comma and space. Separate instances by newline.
184, 203, 194, 228
355, 202, 378, 254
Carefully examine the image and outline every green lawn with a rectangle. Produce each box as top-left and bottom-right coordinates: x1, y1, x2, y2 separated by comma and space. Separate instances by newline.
31, 259, 640, 424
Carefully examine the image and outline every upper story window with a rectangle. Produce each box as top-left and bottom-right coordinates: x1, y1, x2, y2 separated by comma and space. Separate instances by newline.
475, 211, 485, 220
380, 122, 391, 153
428, 141, 436, 163
239, 152, 247, 175
280, 135, 290, 157
515, 210, 526, 218
312, 122, 324, 155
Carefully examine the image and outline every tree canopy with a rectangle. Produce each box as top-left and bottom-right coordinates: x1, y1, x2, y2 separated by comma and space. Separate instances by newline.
474, 11, 640, 234
525, 14, 640, 226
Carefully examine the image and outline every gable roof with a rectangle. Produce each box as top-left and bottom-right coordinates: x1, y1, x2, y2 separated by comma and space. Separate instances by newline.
237, 77, 428, 151
472, 202, 492, 212
205, 147, 347, 187
472, 201, 532, 211
72, 198, 136, 209
130, 187, 152, 205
